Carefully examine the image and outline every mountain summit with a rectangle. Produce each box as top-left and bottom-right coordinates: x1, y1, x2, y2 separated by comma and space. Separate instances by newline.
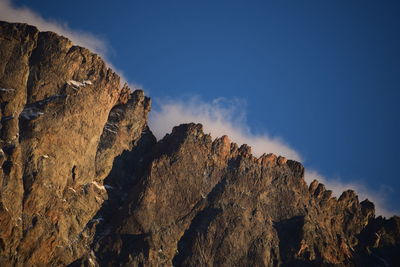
0, 21, 399, 266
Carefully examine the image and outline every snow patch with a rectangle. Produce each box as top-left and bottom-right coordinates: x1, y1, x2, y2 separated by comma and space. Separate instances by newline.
20, 108, 44, 120
91, 181, 106, 191
19, 95, 67, 121
90, 217, 104, 226
68, 187, 77, 193
67, 80, 84, 87
104, 123, 119, 134
0, 88, 15, 92
104, 126, 118, 134
67, 80, 93, 89
88, 258, 95, 266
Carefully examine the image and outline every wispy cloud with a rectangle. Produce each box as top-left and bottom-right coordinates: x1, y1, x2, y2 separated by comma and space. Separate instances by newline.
150, 97, 397, 217
0, 0, 107, 56
150, 97, 301, 160
305, 170, 397, 217
1, 0, 396, 218
0, 0, 139, 88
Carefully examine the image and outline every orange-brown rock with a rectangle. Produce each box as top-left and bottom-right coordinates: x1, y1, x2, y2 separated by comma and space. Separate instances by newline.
277, 156, 287, 165
0, 21, 399, 267
0, 21, 150, 266
85, 123, 399, 266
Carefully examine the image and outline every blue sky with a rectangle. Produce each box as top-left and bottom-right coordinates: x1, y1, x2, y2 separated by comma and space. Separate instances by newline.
2, 0, 400, 215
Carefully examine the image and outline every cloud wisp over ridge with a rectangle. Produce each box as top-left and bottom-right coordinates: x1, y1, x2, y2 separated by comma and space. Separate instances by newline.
304, 170, 396, 218
0, 0, 138, 87
150, 97, 301, 160
1, 0, 396, 217
150, 97, 397, 217
0, 0, 107, 56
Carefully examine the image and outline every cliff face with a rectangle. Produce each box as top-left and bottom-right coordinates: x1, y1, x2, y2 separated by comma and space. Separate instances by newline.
0, 21, 398, 267
0, 21, 150, 266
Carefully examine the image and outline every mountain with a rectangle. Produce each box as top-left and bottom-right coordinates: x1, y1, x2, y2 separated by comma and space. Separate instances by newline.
0, 21, 399, 267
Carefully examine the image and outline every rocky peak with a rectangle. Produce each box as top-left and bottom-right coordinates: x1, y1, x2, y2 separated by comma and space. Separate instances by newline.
0, 21, 399, 266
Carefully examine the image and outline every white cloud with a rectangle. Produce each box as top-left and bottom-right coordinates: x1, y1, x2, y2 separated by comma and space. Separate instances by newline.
150, 97, 397, 217
0, 0, 107, 57
305, 170, 397, 217
1, 0, 396, 218
0, 0, 140, 89
150, 97, 301, 160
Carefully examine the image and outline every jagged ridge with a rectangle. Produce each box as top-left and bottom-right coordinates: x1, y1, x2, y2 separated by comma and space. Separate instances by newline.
0, 21, 399, 267
85, 123, 400, 266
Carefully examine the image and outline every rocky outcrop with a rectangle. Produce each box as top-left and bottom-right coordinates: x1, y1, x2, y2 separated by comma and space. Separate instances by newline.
84, 124, 399, 266
0, 21, 150, 266
0, 21, 399, 266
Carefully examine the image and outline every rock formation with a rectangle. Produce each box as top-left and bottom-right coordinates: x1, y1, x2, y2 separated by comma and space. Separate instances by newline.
0, 21, 399, 266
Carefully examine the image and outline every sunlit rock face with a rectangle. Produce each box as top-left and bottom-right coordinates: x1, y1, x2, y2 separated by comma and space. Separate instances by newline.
0, 21, 150, 266
0, 21, 399, 267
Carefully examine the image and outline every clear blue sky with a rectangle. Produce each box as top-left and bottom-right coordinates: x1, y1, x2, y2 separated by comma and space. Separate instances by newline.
12, 0, 400, 213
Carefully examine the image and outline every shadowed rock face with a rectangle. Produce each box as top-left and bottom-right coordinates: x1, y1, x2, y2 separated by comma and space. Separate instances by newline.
0, 21, 399, 267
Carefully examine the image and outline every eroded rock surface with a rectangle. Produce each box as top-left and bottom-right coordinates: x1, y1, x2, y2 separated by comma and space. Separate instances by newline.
0, 21, 399, 266
0, 21, 150, 266
84, 124, 399, 267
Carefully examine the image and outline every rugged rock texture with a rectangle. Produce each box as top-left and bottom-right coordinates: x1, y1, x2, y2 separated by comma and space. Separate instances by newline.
86, 124, 399, 267
0, 21, 399, 266
0, 21, 150, 266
